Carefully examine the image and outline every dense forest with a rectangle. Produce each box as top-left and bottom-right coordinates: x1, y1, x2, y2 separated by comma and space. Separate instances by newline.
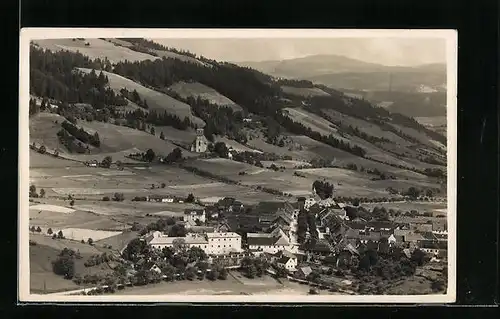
30, 46, 126, 108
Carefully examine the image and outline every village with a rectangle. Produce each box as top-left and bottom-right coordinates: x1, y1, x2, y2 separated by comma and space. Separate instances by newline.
34, 189, 448, 296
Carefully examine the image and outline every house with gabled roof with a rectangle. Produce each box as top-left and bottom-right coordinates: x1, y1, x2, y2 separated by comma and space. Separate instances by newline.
276, 255, 298, 272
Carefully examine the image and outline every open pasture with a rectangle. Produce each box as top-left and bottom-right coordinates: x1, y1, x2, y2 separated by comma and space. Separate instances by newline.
361, 201, 447, 213
169, 81, 242, 111
321, 109, 410, 146
215, 136, 262, 153
193, 158, 269, 176
281, 85, 330, 97
76, 119, 197, 157
389, 123, 445, 150
415, 116, 447, 128
78, 68, 205, 127
261, 160, 312, 169
33, 38, 157, 64
283, 108, 347, 141
29, 208, 128, 231
29, 113, 72, 154
29, 233, 103, 255
30, 244, 81, 294
152, 49, 210, 67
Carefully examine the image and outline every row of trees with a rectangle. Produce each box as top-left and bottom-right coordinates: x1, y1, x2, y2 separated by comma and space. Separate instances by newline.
61, 121, 101, 147
29, 185, 45, 198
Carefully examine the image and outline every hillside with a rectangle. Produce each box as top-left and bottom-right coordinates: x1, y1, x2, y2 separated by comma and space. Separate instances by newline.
29, 39, 447, 201
77, 68, 205, 127
32, 38, 158, 64
168, 81, 242, 112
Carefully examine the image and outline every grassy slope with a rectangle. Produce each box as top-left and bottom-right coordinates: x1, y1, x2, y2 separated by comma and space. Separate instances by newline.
168, 81, 242, 112
77, 68, 205, 127
32, 38, 157, 64
280, 86, 330, 97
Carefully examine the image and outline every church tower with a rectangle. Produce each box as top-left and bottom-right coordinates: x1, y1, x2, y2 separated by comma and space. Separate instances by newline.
191, 128, 208, 153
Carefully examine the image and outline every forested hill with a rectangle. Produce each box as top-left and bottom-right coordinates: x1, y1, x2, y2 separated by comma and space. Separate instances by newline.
29, 39, 446, 178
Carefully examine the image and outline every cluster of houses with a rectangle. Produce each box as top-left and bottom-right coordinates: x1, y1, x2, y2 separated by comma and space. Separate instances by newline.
138, 194, 448, 275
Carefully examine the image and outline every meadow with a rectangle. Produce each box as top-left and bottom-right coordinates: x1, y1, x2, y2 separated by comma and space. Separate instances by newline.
77, 68, 205, 127
168, 81, 242, 111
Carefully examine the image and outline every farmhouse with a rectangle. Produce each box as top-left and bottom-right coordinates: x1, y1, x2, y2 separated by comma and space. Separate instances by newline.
190, 128, 208, 153
147, 195, 175, 203
276, 255, 298, 272
247, 228, 292, 254
184, 208, 206, 225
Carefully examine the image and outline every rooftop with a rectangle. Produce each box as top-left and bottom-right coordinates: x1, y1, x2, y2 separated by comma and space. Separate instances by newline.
206, 232, 241, 239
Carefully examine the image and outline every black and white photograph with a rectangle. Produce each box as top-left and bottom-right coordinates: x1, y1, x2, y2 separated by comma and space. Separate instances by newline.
19, 29, 457, 303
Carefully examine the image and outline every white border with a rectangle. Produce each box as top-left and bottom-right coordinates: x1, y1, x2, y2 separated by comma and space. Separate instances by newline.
18, 28, 457, 304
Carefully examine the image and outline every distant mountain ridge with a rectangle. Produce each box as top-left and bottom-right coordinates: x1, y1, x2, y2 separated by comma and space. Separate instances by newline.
236, 54, 446, 93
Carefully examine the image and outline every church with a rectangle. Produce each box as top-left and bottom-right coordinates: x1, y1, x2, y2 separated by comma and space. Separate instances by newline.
190, 128, 208, 153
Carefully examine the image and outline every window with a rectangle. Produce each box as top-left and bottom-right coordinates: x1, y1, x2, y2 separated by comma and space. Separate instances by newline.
218, 245, 220, 248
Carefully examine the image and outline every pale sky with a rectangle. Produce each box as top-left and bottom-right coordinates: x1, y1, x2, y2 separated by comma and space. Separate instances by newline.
151, 38, 446, 66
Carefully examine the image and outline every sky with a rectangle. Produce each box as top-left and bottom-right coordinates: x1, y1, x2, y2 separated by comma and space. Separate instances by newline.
151, 38, 446, 66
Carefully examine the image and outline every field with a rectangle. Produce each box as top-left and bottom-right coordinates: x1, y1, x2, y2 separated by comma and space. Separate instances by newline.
283, 107, 346, 140
168, 81, 242, 111
281, 86, 330, 97
29, 113, 72, 154
361, 201, 447, 213
29, 233, 118, 294
30, 244, 81, 293
114, 272, 325, 296
33, 38, 157, 64
76, 120, 197, 158
77, 68, 205, 127
320, 109, 410, 146
151, 49, 210, 67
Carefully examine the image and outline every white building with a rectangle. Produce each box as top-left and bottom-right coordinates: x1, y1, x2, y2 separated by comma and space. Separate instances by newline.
247, 228, 293, 254
190, 128, 208, 153
276, 255, 298, 272
147, 195, 174, 203
147, 232, 209, 251
304, 197, 316, 210
146, 231, 242, 256
184, 209, 206, 225
206, 232, 243, 255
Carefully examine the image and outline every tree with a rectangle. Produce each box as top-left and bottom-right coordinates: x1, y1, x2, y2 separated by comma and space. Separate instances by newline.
57, 230, 64, 239
411, 248, 427, 266
47, 228, 53, 235
425, 189, 434, 198
70, 200, 75, 206
166, 217, 176, 226
169, 224, 187, 237
144, 148, 156, 162
405, 187, 421, 199
312, 180, 334, 199
36, 226, 42, 233
246, 264, 257, 279
160, 131, 165, 140
165, 147, 183, 163
185, 193, 195, 203
150, 126, 155, 135
213, 142, 229, 158
52, 255, 75, 279
185, 267, 196, 280
87, 238, 94, 245
122, 238, 148, 262
38, 145, 46, 154
30, 226, 36, 233
218, 267, 228, 280
39, 188, 46, 198
101, 156, 112, 168
113, 192, 125, 202
29, 185, 37, 198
